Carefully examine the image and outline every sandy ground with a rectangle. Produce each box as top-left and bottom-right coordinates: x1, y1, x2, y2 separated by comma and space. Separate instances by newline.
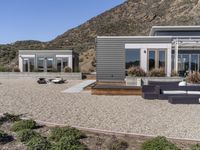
1, 78, 200, 140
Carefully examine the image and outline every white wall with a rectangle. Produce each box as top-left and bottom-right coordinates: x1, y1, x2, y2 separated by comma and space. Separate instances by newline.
125, 43, 172, 77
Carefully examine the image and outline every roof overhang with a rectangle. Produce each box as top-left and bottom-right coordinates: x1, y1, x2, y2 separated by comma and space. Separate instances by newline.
150, 26, 200, 36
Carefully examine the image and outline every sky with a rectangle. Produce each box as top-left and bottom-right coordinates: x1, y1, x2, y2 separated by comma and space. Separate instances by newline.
0, 0, 124, 44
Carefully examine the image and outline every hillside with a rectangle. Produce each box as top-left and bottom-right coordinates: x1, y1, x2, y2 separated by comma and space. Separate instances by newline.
1, 0, 200, 72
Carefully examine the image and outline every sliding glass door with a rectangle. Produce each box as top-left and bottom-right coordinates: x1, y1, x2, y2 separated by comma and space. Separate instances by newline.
23, 58, 35, 72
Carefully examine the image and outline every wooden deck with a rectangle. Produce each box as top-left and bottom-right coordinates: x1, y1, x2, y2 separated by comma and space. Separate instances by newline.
91, 84, 141, 95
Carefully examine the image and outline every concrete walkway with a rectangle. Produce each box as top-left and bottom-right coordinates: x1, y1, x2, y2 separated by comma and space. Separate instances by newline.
62, 80, 95, 93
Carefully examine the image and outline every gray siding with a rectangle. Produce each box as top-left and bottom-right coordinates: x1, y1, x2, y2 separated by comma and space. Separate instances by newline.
96, 37, 172, 81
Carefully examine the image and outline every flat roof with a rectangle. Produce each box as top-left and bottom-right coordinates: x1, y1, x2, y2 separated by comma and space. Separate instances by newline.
150, 26, 200, 36
96, 36, 172, 38
19, 50, 73, 53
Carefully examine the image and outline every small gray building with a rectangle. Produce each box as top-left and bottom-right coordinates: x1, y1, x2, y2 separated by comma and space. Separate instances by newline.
96, 26, 200, 82
18, 50, 79, 72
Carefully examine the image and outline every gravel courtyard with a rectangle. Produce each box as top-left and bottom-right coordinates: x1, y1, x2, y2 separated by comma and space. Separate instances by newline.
1, 78, 200, 140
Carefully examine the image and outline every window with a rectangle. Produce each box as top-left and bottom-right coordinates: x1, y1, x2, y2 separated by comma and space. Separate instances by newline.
125, 49, 140, 69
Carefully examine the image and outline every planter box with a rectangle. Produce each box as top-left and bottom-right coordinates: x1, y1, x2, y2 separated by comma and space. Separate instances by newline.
125, 76, 183, 86
125, 76, 142, 86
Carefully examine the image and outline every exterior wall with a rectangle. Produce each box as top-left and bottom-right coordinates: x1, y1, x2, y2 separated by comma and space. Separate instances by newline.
18, 50, 78, 72
96, 37, 172, 82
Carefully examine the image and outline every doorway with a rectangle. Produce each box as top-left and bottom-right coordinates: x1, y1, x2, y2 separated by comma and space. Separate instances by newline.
147, 49, 167, 72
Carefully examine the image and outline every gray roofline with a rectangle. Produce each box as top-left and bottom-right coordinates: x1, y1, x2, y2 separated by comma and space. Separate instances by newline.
150, 26, 200, 36
19, 50, 73, 53
96, 36, 172, 39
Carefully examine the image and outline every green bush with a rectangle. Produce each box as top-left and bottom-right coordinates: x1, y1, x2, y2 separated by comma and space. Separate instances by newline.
191, 144, 200, 150
141, 136, 180, 150
0, 65, 12, 72
53, 136, 87, 150
11, 119, 37, 132
26, 136, 51, 150
108, 139, 128, 150
17, 129, 41, 143
0, 113, 21, 125
3, 113, 21, 122
0, 130, 12, 144
49, 126, 85, 142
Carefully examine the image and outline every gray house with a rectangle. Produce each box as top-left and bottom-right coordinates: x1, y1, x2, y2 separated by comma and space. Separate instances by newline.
18, 50, 79, 72
96, 26, 200, 82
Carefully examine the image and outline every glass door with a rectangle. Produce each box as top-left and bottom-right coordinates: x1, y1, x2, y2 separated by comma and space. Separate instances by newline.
191, 54, 198, 72
148, 50, 156, 71
47, 58, 53, 72
56, 59, 62, 72
148, 49, 167, 72
23, 59, 29, 72
37, 58, 45, 72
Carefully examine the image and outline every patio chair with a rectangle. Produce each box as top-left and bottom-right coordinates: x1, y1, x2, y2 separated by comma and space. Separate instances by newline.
37, 78, 47, 84
51, 77, 66, 84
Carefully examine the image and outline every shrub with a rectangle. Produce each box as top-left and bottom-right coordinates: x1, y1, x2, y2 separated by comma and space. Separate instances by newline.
11, 119, 37, 132
53, 136, 87, 150
3, 113, 21, 122
0, 113, 21, 125
64, 66, 72, 73
17, 129, 41, 143
13, 66, 20, 72
127, 67, 146, 77
149, 68, 165, 77
26, 136, 51, 150
49, 126, 85, 142
191, 144, 200, 150
0, 66, 12, 72
108, 139, 128, 150
0, 130, 13, 144
186, 72, 200, 84
141, 136, 180, 150
171, 70, 178, 77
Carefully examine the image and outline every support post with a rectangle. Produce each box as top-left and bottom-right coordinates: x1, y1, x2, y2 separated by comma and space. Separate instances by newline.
175, 40, 179, 73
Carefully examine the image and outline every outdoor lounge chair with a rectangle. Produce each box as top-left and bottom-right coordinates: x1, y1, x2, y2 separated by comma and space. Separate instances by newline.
168, 96, 200, 104
37, 78, 47, 84
141, 81, 180, 100
51, 77, 66, 84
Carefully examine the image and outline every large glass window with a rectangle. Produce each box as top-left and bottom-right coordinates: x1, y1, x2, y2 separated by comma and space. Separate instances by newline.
125, 49, 140, 69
